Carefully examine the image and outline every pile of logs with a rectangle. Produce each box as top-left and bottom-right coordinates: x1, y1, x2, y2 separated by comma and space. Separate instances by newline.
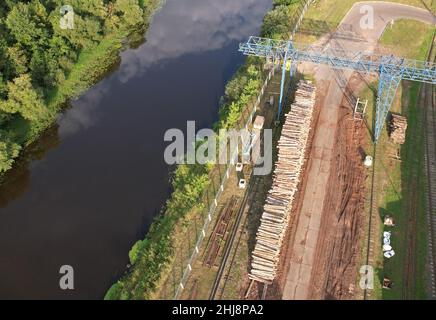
388, 114, 407, 145
249, 80, 316, 284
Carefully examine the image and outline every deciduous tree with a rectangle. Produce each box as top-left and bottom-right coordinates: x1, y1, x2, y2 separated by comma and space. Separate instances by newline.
0, 74, 46, 121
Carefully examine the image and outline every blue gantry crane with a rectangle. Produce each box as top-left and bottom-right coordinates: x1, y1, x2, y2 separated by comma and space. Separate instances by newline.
239, 36, 436, 142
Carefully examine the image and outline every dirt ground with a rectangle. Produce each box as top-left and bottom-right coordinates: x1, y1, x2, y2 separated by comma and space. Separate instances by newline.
308, 89, 367, 300
272, 74, 367, 300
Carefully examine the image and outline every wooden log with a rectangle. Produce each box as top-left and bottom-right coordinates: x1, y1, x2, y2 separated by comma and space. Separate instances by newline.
249, 80, 316, 283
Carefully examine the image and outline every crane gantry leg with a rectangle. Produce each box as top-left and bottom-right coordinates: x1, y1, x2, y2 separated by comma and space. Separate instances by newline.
278, 58, 289, 121
240, 36, 436, 143
277, 59, 297, 122
277, 43, 296, 122
374, 69, 402, 142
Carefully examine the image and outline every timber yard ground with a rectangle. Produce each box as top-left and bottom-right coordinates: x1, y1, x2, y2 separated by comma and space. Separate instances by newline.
172, 1, 436, 300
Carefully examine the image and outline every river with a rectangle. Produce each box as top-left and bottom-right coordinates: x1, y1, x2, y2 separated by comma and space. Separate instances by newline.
0, 0, 271, 299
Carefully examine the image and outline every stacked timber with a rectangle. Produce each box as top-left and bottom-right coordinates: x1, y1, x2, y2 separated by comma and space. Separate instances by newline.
388, 114, 407, 145
249, 80, 316, 284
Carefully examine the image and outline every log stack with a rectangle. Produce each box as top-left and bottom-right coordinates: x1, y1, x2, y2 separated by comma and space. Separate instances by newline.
388, 114, 407, 145
249, 80, 316, 284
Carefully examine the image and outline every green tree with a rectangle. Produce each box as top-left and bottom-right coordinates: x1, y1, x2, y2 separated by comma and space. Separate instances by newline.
0, 137, 21, 173
273, 0, 299, 6
0, 74, 46, 121
7, 45, 29, 76
261, 5, 293, 39
0, 73, 7, 99
6, 1, 49, 49
129, 240, 144, 264
108, 0, 143, 30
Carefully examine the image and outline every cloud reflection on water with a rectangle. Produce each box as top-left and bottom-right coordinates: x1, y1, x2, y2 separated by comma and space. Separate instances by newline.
118, 0, 266, 83
57, 0, 269, 138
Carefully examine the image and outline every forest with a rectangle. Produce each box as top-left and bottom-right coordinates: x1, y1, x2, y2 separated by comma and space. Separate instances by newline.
0, 0, 160, 173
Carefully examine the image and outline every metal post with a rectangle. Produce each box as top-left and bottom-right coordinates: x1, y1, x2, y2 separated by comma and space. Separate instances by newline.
278, 42, 293, 121
374, 67, 401, 142
278, 57, 288, 121
290, 60, 297, 79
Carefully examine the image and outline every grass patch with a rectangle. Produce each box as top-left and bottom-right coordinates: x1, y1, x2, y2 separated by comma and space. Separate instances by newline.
376, 81, 428, 300
380, 19, 435, 59
294, 0, 436, 44
306, 0, 436, 28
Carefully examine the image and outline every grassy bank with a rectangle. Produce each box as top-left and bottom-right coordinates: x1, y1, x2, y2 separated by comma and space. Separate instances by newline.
359, 19, 434, 299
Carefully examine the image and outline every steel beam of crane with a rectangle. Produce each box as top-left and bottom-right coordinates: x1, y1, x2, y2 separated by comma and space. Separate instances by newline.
239, 36, 436, 141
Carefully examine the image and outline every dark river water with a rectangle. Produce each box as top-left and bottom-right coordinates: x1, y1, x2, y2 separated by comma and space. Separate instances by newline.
0, 0, 271, 299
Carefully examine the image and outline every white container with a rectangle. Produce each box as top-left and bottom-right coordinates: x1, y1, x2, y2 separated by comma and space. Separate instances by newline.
239, 179, 247, 189
236, 163, 243, 172
364, 155, 373, 167
384, 250, 395, 258
383, 244, 392, 252
269, 95, 275, 107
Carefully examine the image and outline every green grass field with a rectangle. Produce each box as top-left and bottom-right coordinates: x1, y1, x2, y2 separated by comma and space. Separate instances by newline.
380, 19, 435, 59
306, 0, 436, 27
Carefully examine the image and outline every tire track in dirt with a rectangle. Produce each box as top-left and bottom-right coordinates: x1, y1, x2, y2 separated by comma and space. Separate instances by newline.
308, 94, 367, 300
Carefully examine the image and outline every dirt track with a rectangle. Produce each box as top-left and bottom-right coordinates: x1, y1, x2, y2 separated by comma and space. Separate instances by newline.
308, 89, 367, 300
281, 2, 436, 300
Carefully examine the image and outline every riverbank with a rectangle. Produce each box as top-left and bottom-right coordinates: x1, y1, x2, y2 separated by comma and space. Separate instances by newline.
0, 0, 163, 177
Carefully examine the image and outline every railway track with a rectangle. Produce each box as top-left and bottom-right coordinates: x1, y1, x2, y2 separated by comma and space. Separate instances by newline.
401, 34, 436, 299
363, 139, 377, 300
208, 70, 296, 301
402, 84, 423, 300
401, 40, 435, 298
424, 37, 436, 300
208, 174, 261, 300
400, 37, 436, 298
